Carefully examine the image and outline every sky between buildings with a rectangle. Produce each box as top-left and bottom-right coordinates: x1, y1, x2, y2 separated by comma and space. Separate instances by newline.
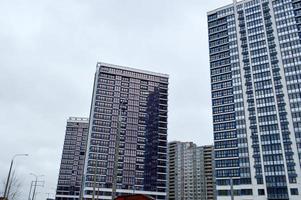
0, 0, 231, 199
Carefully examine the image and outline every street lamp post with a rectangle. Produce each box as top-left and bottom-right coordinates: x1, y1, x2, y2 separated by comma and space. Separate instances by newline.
3, 154, 29, 198
111, 100, 127, 200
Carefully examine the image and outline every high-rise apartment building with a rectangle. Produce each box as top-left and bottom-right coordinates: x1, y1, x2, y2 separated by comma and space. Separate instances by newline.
56, 117, 89, 200
167, 141, 215, 200
203, 145, 215, 200
208, 0, 301, 199
83, 62, 169, 199
167, 142, 177, 200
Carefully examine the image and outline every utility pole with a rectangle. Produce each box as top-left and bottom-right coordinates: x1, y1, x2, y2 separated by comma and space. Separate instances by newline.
79, 173, 85, 200
230, 177, 234, 200
92, 167, 97, 200
132, 176, 136, 194
30, 173, 44, 200
3, 154, 28, 198
97, 183, 100, 200
45, 193, 51, 199
112, 100, 127, 200
32, 178, 38, 200
51, 187, 57, 200
28, 181, 34, 200
204, 177, 207, 200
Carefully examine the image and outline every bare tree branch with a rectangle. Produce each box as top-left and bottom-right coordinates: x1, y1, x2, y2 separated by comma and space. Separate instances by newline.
1, 171, 22, 200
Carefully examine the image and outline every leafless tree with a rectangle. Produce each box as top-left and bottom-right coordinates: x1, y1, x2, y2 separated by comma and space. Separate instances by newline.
1, 171, 22, 200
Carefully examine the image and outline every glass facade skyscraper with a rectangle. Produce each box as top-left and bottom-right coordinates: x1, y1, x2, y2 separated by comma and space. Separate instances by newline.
208, 0, 301, 199
56, 117, 89, 200
83, 62, 168, 200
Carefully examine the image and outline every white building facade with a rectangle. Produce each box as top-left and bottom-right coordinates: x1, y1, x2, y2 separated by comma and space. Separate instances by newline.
208, 0, 301, 199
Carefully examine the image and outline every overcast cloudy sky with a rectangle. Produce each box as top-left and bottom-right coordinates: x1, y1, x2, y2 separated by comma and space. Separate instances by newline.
0, 0, 231, 199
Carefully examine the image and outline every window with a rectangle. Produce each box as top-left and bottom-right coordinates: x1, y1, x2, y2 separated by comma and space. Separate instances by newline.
258, 189, 265, 195
218, 190, 229, 196
291, 188, 298, 195
241, 189, 252, 196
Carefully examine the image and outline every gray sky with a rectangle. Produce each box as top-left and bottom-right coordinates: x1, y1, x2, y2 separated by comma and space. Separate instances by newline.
0, 0, 231, 199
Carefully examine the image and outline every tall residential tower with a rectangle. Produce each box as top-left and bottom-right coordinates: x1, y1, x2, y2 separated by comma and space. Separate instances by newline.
167, 141, 215, 200
56, 117, 89, 200
83, 62, 169, 200
208, 0, 301, 199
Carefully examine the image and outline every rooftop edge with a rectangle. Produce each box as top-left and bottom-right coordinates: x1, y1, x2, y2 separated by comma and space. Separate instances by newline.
97, 62, 169, 78
67, 117, 89, 123
207, 0, 254, 15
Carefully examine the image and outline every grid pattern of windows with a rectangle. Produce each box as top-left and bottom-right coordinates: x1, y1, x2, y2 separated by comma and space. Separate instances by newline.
167, 142, 215, 200
209, 0, 301, 199
83, 62, 168, 200
56, 117, 89, 200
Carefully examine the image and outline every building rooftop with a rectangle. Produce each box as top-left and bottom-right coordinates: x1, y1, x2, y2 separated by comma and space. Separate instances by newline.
67, 117, 89, 123
207, 0, 254, 15
97, 62, 169, 78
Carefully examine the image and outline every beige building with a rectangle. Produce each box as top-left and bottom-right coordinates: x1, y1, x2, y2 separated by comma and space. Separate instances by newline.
168, 141, 215, 200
